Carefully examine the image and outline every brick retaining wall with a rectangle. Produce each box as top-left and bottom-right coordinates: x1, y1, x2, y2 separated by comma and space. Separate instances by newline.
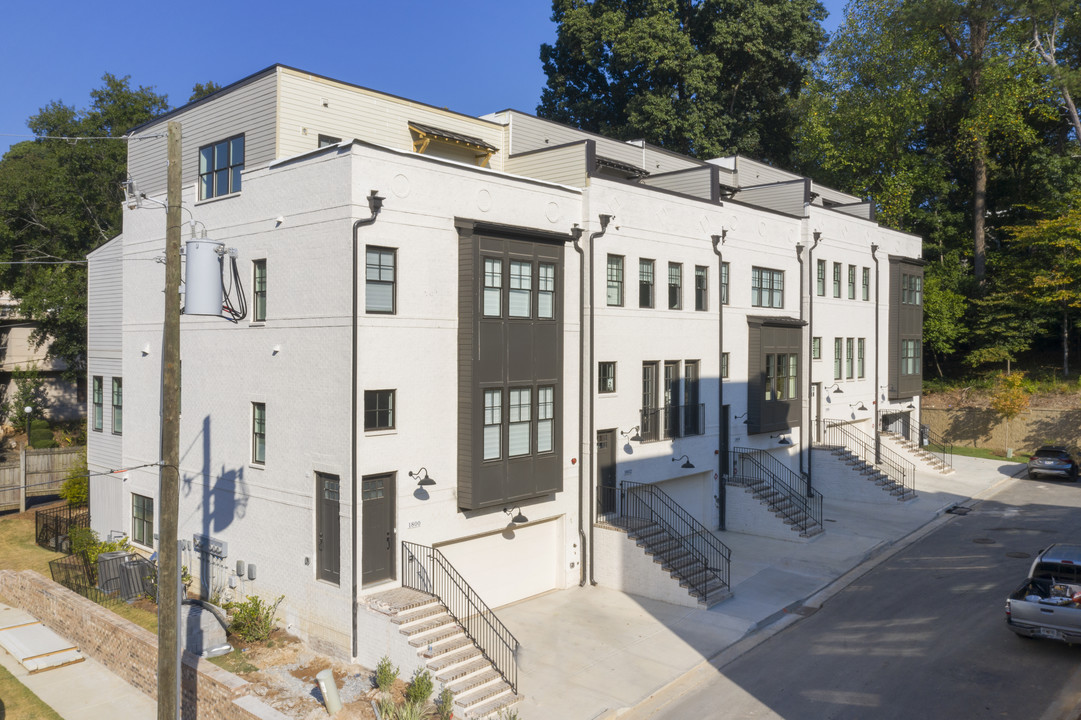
0, 569, 287, 720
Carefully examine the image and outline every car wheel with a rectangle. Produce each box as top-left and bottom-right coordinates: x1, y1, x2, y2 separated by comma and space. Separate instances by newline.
1027, 471, 1036, 480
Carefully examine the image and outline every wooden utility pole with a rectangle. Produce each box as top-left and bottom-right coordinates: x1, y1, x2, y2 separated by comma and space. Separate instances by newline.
158, 120, 182, 720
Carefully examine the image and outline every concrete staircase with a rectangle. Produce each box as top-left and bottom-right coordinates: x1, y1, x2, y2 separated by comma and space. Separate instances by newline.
880, 432, 955, 475
370, 588, 521, 719
729, 476, 824, 538
608, 517, 731, 607
827, 445, 917, 501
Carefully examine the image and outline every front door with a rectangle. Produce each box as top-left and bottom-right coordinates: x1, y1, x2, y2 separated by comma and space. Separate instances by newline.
361, 473, 395, 585
597, 429, 617, 517
315, 472, 340, 584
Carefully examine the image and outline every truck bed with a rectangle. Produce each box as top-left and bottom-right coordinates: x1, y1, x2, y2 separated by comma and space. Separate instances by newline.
1006, 578, 1081, 642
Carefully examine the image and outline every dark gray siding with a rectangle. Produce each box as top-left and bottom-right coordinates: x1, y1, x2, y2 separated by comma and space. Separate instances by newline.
746, 316, 805, 434
888, 258, 924, 399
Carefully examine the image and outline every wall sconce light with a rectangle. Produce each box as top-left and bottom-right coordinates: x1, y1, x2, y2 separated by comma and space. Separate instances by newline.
672, 454, 695, 469
409, 467, 436, 487
826, 383, 844, 394
906, 403, 916, 410
141, 343, 151, 356
850, 402, 868, 412
621, 425, 642, 442
771, 434, 792, 446
503, 506, 528, 524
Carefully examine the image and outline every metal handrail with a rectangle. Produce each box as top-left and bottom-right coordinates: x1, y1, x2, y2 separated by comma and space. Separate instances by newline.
826, 421, 917, 500
919, 424, 954, 469
639, 403, 706, 442
621, 480, 731, 602
401, 541, 519, 693
729, 447, 822, 531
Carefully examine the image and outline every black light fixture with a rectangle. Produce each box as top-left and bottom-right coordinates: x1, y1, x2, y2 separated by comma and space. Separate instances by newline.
409, 467, 436, 487
621, 425, 642, 442
672, 454, 695, 469
771, 433, 792, 446
906, 403, 916, 410
850, 402, 868, 412
733, 411, 748, 424
826, 383, 844, 394
503, 506, 528, 524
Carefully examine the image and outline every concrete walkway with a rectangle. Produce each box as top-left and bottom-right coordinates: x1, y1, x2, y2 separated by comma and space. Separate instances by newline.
501, 452, 1022, 720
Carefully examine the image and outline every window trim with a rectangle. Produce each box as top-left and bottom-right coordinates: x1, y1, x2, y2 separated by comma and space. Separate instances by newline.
832, 262, 842, 298
364, 389, 396, 432
751, 267, 784, 309
607, 254, 624, 307
848, 265, 856, 300
721, 352, 729, 379
252, 259, 267, 323
811, 337, 822, 360
599, 362, 616, 394
668, 263, 682, 310
721, 261, 730, 305
92, 376, 103, 432
816, 259, 826, 297
132, 493, 154, 549
857, 337, 866, 378
198, 134, 244, 200
846, 337, 855, 379
111, 377, 123, 435
252, 402, 266, 465
833, 338, 843, 380
639, 259, 654, 309
365, 246, 397, 314
694, 265, 708, 311
862, 267, 870, 301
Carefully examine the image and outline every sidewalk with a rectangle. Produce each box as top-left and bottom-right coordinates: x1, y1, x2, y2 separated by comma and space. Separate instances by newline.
501, 452, 1021, 720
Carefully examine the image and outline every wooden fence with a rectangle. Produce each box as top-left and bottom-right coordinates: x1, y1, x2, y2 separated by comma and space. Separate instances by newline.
0, 446, 82, 512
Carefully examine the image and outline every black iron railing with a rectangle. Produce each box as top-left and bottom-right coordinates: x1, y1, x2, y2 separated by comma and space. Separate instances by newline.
728, 447, 822, 531
36, 503, 89, 552
401, 542, 519, 693
639, 403, 706, 442
918, 424, 954, 470
826, 421, 916, 500
49, 552, 122, 608
620, 480, 731, 602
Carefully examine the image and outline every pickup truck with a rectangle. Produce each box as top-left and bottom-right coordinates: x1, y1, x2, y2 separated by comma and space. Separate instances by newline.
1006, 544, 1081, 643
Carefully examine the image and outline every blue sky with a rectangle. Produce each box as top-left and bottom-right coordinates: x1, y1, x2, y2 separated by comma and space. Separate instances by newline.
0, 0, 847, 158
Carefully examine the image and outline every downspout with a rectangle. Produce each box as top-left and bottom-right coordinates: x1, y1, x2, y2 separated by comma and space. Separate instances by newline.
587, 214, 613, 587
805, 231, 822, 497
351, 190, 384, 658
711, 231, 726, 531
871, 244, 881, 465
795, 243, 805, 476
571, 225, 586, 586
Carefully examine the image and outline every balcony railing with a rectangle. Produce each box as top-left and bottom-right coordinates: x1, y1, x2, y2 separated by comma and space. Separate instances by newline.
401, 541, 519, 693
639, 403, 705, 443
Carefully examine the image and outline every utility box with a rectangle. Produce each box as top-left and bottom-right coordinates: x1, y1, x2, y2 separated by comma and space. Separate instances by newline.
184, 239, 224, 316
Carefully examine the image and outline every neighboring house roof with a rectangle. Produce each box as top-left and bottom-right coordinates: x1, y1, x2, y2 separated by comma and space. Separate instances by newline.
408, 122, 497, 153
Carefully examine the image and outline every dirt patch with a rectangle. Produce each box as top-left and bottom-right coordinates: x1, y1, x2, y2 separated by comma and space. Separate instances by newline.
923, 389, 1081, 410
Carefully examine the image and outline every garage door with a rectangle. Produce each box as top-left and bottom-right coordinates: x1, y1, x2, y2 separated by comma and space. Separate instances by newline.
437, 516, 562, 609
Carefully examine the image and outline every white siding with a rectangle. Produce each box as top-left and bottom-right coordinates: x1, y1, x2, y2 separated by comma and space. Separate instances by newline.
505, 142, 589, 187
641, 166, 715, 200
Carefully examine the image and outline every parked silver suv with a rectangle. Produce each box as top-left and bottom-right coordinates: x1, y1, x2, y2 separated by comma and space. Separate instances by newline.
1027, 446, 1080, 481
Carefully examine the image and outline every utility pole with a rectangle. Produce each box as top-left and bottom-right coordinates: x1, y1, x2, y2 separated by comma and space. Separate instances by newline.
158, 120, 182, 720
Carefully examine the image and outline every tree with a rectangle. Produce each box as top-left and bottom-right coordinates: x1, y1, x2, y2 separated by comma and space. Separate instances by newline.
538, 0, 828, 163
0, 74, 169, 379
1026, 0, 1081, 145
989, 371, 1029, 454
1, 362, 49, 431
189, 81, 223, 103
59, 448, 89, 507
923, 256, 969, 376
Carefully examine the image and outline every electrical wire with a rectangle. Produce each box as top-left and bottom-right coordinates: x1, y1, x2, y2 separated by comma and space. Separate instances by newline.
0, 260, 87, 265
220, 253, 248, 323
0, 133, 166, 142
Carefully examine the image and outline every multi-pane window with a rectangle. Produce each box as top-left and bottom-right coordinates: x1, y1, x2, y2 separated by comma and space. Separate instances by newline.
642, 362, 658, 440
817, 259, 826, 296
834, 338, 843, 380
199, 135, 244, 199
364, 390, 395, 430
765, 354, 799, 401
111, 378, 123, 435
694, 266, 708, 311
508, 388, 531, 456
252, 402, 265, 464
751, 267, 784, 308
857, 338, 866, 378
538, 263, 555, 319
607, 255, 624, 306
509, 260, 532, 318
848, 265, 857, 299
721, 352, 729, 379
684, 361, 701, 435
721, 262, 730, 305
483, 258, 502, 316
812, 337, 822, 360
537, 386, 554, 453
862, 267, 870, 301
599, 362, 616, 393
92, 376, 103, 431
366, 246, 396, 313
846, 338, 855, 379
902, 274, 923, 305
668, 263, 682, 309
253, 259, 267, 322
902, 339, 922, 375
132, 494, 153, 548
786, 354, 798, 399
318, 134, 341, 147
833, 262, 842, 298
483, 390, 501, 460
639, 259, 654, 308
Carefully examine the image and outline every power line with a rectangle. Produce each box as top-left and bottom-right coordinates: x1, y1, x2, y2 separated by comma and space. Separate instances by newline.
0, 260, 87, 265
0, 132, 166, 142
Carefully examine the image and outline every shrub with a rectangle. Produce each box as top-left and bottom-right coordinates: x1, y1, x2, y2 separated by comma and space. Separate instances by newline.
395, 702, 426, 720
29, 427, 57, 448
59, 450, 89, 506
435, 686, 454, 720
69, 527, 132, 565
375, 655, 399, 693
224, 594, 284, 643
405, 666, 434, 706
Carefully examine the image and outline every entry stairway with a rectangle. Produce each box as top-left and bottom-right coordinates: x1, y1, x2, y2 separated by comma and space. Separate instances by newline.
880, 431, 956, 475
728, 447, 824, 538
822, 421, 918, 501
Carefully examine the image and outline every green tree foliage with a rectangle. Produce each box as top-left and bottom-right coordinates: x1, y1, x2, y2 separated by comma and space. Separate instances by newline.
990, 370, 1029, 452
59, 449, 89, 506
1, 362, 49, 431
0, 74, 169, 380
923, 257, 969, 376
538, 0, 828, 163
189, 81, 223, 103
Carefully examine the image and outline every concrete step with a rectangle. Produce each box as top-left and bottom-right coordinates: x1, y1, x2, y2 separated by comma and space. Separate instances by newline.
464, 691, 522, 719
435, 656, 492, 685
391, 602, 447, 626
456, 680, 514, 711
427, 646, 483, 672
447, 667, 503, 699
408, 623, 463, 648
399, 614, 455, 638
420, 633, 472, 660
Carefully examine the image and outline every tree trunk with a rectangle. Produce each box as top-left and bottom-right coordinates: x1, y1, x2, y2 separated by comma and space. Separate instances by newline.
973, 148, 987, 280
1063, 306, 1070, 378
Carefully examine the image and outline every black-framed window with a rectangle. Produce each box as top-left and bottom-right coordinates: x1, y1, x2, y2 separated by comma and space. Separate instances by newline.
765, 353, 798, 401
902, 274, 923, 305
508, 388, 532, 456
694, 266, 708, 311
538, 386, 554, 453
252, 402, 265, 464
483, 389, 501, 460
509, 260, 532, 318
668, 263, 682, 309
318, 134, 341, 147
599, 362, 616, 393
132, 493, 153, 548
364, 390, 395, 431
639, 259, 654, 308
539, 263, 555, 319
721, 352, 729, 378
607, 255, 624, 306
834, 338, 843, 380
199, 135, 244, 200
721, 261, 730, 305
812, 337, 822, 360
483, 258, 502, 316
858, 338, 866, 378
846, 337, 855, 379
848, 265, 856, 299
817, 259, 826, 296
92, 376, 103, 432
253, 259, 267, 322
111, 378, 123, 435
862, 267, 870, 301
833, 262, 842, 298
751, 267, 783, 308
366, 246, 396, 314
902, 339, 922, 375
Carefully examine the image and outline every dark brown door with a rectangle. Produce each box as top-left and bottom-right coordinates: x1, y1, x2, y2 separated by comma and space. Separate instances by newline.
362, 473, 395, 585
315, 472, 340, 584
597, 430, 617, 516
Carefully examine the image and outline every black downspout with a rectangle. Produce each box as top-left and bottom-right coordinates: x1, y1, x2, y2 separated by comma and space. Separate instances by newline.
571, 225, 586, 586
796, 243, 805, 476
806, 231, 822, 497
872, 244, 881, 465
351, 190, 384, 658
587, 214, 613, 586
711, 231, 726, 531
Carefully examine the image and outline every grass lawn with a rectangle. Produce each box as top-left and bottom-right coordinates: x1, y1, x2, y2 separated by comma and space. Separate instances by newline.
0, 663, 64, 720
949, 445, 1029, 463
